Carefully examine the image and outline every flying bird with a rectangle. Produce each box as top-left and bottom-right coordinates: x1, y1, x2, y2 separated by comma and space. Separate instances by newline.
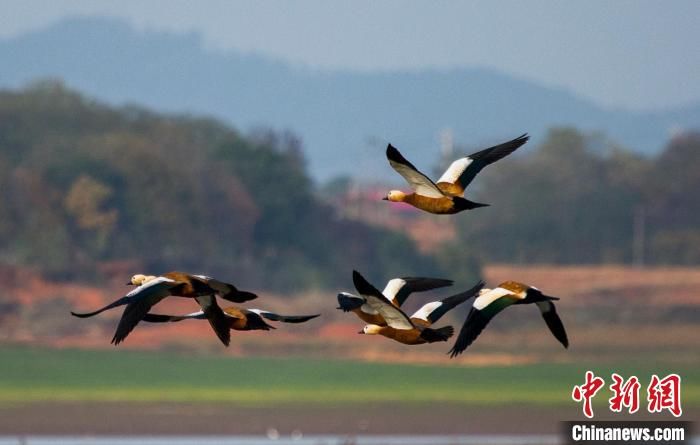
352, 270, 483, 345
383, 134, 529, 214
71, 272, 257, 346
337, 276, 453, 325
143, 307, 320, 332
448, 281, 568, 358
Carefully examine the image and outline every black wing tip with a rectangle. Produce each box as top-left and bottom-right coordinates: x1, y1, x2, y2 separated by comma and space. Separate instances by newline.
303, 314, 321, 321
227, 290, 258, 303
469, 280, 486, 294
337, 293, 363, 312
448, 347, 464, 358
402, 277, 454, 287
111, 335, 124, 346
218, 336, 231, 346
352, 270, 367, 289
441, 280, 485, 306
385, 144, 408, 164
213, 324, 231, 346
283, 314, 321, 323
70, 311, 92, 318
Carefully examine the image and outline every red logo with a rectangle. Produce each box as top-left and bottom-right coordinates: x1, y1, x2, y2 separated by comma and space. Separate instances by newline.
609, 373, 641, 414
573, 372, 682, 418
647, 374, 682, 417
572, 371, 605, 418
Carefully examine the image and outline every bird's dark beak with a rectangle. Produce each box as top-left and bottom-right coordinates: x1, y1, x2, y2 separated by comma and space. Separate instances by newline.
358, 330, 365, 334
381, 196, 388, 201
126, 282, 134, 285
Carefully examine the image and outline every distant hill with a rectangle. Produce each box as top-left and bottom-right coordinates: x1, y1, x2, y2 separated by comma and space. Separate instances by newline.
1, 17, 698, 180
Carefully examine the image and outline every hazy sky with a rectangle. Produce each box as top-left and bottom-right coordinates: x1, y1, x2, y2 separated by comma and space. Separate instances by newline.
1, 0, 698, 111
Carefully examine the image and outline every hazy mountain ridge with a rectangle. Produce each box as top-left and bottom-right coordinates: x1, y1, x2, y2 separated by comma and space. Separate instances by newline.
1, 16, 698, 179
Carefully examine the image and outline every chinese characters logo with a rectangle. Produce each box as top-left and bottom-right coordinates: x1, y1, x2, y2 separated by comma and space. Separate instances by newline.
572, 372, 681, 418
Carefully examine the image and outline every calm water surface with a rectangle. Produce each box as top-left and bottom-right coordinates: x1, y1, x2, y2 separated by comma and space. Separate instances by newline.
0, 435, 560, 445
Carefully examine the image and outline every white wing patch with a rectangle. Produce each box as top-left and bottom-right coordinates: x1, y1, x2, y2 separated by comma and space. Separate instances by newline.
126, 276, 175, 297
382, 278, 407, 302
473, 287, 521, 310
437, 158, 473, 185
194, 274, 212, 281
410, 301, 442, 321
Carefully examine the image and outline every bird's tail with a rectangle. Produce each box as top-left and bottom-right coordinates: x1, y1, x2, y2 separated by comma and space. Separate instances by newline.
454, 197, 489, 211
421, 325, 454, 343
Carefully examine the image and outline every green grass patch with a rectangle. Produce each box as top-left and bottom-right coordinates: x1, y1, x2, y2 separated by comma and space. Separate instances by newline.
0, 345, 697, 407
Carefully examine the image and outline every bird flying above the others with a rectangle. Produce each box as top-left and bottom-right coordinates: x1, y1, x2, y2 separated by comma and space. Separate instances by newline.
383, 134, 529, 214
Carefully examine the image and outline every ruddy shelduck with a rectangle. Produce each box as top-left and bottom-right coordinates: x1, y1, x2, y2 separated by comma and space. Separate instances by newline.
71, 272, 257, 346
352, 270, 483, 345
384, 134, 529, 214
449, 281, 569, 358
337, 276, 453, 325
143, 307, 319, 332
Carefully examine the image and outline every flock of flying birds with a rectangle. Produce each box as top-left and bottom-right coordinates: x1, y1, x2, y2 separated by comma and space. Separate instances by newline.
72, 134, 569, 357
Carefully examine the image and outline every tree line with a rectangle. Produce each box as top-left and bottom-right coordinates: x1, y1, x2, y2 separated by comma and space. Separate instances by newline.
451, 127, 700, 265
0, 81, 441, 291
1, 82, 697, 294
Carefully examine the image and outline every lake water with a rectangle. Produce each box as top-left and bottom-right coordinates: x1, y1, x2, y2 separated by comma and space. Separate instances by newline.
0, 435, 561, 445
1, 435, 698, 445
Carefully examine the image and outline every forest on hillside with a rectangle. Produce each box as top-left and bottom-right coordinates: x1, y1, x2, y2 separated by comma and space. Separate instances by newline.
0, 82, 698, 293
0, 82, 440, 291
448, 127, 700, 266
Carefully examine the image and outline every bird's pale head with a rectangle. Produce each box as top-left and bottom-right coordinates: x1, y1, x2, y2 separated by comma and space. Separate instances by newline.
384, 190, 407, 202
359, 324, 382, 335
129, 274, 156, 285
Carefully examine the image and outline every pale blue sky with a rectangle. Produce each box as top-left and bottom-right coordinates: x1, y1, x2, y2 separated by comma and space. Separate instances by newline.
1, 0, 698, 111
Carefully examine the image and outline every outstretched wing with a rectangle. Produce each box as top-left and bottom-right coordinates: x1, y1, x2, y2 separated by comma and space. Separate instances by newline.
386, 144, 445, 198
193, 275, 258, 303
194, 295, 231, 346
410, 280, 484, 325
110, 277, 183, 345
383, 277, 454, 307
352, 270, 414, 330
437, 134, 528, 195
337, 292, 366, 312
249, 309, 320, 324
448, 287, 520, 358
535, 301, 569, 348
71, 296, 133, 318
